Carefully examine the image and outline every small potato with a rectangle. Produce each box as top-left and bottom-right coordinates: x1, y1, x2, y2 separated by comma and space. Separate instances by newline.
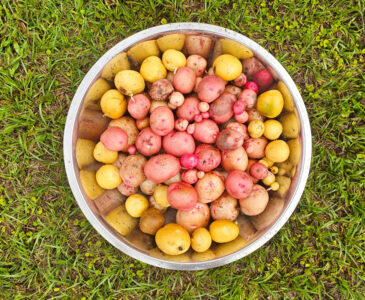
164, 172, 181, 185
249, 162, 268, 180
235, 111, 249, 123
252, 69, 274, 93
144, 154, 181, 183
287, 138, 301, 166
120, 154, 147, 187
209, 220, 239, 243
216, 128, 244, 151
162, 49, 186, 71
275, 176, 291, 197
173, 66, 196, 94
176, 96, 200, 122
262, 171, 275, 186
197, 75, 226, 103
140, 56, 167, 83
277, 81, 294, 111
195, 172, 225, 203
195, 144, 221, 172
236, 215, 256, 241
127, 93, 151, 120
220, 38, 253, 59
78, 109, 109, 142
213, 54, 242, 81
150, 100, 168, 113
125, 194, 149, 217
209, 92, 235, 124
135, 127, 162, 157
136, 117, 150, 130
244, 137, 268, 159
185, 35, 213, 58
248, 120, 265, 138
251, 197, 284, 231
192, 249, 216, 261
169, 91, 184, 107
112, 153, 127, 168
76, 139, 96, 169
100, 127, 128, 152
241, 57, 265, 80
265, 140, 290, 163
150, 106, 175, 136
96, 164, 122, 189
100, 89, 127, 119
105, 205, 138, 236
115, 70, 145, 96
153, 184, 169, 208
233, 73, 247, 87
149, 195, 167, 213
140, 179, 157, 195
101, 52, 130, 82
280, 112, 300, 138
127, 40, 160, 64
222, 147, 248, 172
191, 228, 212, 253
167, 182, 198, 211
238, 89, 257, 109
225, 170, 253, 199
181, 169, 198, 184
155, 223, 190, 255
163, 131, 195, 157
157, 33, 185, 52
117, 182, 138, 196
80, 170, 105, 200
94, 189, 125, 216
211, 193, 239, 221
139, 208, 165, 235
84, 78, 111, 110
176, 202, 210, 233
149, 78, 174, 101
264, 119, 283, 140
215, 236, 246, 257
224, 85, 242, 97
239, 184, 269, 216
186, 54, 207, 76
193, 119, 219, 144
247, 109, 265, 122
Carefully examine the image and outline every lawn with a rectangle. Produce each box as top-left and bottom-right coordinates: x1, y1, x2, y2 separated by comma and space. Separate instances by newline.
1, 0, 364, 298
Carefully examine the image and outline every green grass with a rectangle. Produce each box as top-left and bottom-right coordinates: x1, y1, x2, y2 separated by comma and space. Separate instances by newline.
1, 0, 364, 298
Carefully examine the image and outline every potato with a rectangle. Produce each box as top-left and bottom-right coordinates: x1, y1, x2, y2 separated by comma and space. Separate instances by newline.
193, 119, 219, 144
155, 223, 190, 255
150, 106, 175, 136
247, 108, 265, 122
109, 116, 139, 150
275, 176, 291, 197
100, 89, 127, 119
149, 79, 174, 101
233, 73, 247, 87
234, 111, 249, 123
127, 93, 151, 120
241, 57, 265, 80
195, 172, 225, 203
94, 189, 125, 215
280, 112, 300, 138
163, 131, 195, 157
257, 90, 284, 118
264, 119, 283, 140
262, 171, 275, 186
93, 142, 118, 164
248, 120, 265, 138
150, 100, 168, 113
127, 40, 160, 64
213, 54, 242, 81
114, 70, 145, 96
250, 197, 284, 231
191, 228, 212, 253
120, 154, 146, 187
197, 75, 226, 103
250, 162, 268, 179
96, 164, 122, 189
144, 154, 181, 183
287, 138, 301, 166
195, 144, 221, 172
176, 96, 200, 122
176, 202, 210, 233
185, 35, 213, 58
211, 193, 239, 221
125, 194, 149, 217
186, 54, 207, 76
215, 236, 246, 257
192, 249, 216, 261
244, 137, 268, 159
149, 248, 191, 262
78, 109, 109, 142
209, 220, 239, 243
140, 56, 167, 83
173, 66, 196, 94
216, 128, 244, 151
209, 92, 235, 124
139, 208, 165, 235
76, 139, 96, 169
252, 69, 274, 93
157, 33, 185, 52
101, 52, 130, 82
265, 140, 290, 163
222, 147, 248, 172
164, 172, 181, 185
225, 170, 253, 199
238, 89, 257, 109
80, 170, 105, 200
277, 81, 294, 111
239, 184, 269, 216
220, 38, 253, 59
140, 179, 157, 195
224, 85, 242, 97
169, 91, 185, 107
167, 182, 198, 211
112, 153, 127, 168
105, 205, 138, 236
181, 169, 198, 184
225, 122, 249, 140
162, 49, 186, 71
149, 195, 167, 213
126, 228, 155, 250
117, 181, 138, 196
235, 215, 256, 241
100, 127, 128, 152
84, 78, 111, 110
136, 117, 150, 130
276, 160, 293, 176
153, 184, 169, 208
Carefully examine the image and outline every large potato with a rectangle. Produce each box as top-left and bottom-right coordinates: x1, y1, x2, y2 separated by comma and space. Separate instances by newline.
157, 33, 185, 51
195, 172, 225, 203
185, 35, 213, 58
127, 40, 160, 64
287, 138, 301, 166
220, 38, 253, 59
114, 70, 145, 96
78, 109, 109, 142
105, 205, 138, 236
222, 147, 248, 172
280, 112, 300, 138
101, 52, 130, 82
155, 223, 191, 255
83, 78, 111, 110
250, 197, 284, 231
76, 139, 96, 169
109, 116, 139, 150
239, 184, 269, 216
144, 154, 181, 184
79, 170, 105, 200
93, 189, 125, 215
120, 154, 146, 187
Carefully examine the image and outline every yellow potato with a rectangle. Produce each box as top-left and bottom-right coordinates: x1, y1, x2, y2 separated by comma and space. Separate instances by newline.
191, 228, 212, 253
257, 90, 284, 118
76, 139, 96, 168
287, 138, 301, 166
105, 205, 138, 236
248, 120, 265, 138
101, 52, 130, 82
215, 236, 246, 257
114, 70, 145, 96
153, 184, 169, 208
162, 49, 186, 71
291, 166, 297, 177
213, 54, 242, 81
258, 157, 274, 168
209, 220, 239, 243
127, 40, 160, 64
100, 89, 127, 119
79, 170, 105, 200
277, 160, 293, 176
277, 81, 294, 111
220, 38, 254, 59
125, 194, 149, 218
280, 112, 300, 138
270, 182, 280, 191
155, 223, 191, 255
265, 140, 290, 163
264, 119, 283, 140
192, 249, 216, 262
96, 165, 122, 189
149, 248, 191, 262
275, 176, 291, 197
262, 171, 275, 186
93, 142, 118, 164
84, 78, 111, 110
140, 56, 167, 82
157, 34, 185, 52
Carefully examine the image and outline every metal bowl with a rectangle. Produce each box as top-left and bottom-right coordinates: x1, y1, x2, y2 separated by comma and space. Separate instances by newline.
64, 23, 312, 270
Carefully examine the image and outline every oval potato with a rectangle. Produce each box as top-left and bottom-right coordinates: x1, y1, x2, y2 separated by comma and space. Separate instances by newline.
277, 81, 294, 111
157, 33, 186, 52
220, 38, 254, 59
127, 40, 160, 64
84, 78, 111, 110
287, 138, 301, 166
79, 170, 105, 200
76, 139, 96, 169
105, 205, 138, 236
101, 52, 130, 82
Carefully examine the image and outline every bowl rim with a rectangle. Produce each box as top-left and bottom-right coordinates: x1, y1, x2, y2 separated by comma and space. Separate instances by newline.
64, 22, 312, 270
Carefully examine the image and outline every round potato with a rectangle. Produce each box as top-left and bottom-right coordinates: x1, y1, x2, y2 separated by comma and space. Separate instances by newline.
209, 220, 239, 243
221, 147, 248, 172
239, 184, 269, 216
120, 154, 147, 187
176, 202, 210, 233
191, 228, 212, 253
195, 172, 225, 203
139, 208, 165, 235
144, 154, 181, 183
155, 223, 190, 255
211, 193, 239, 221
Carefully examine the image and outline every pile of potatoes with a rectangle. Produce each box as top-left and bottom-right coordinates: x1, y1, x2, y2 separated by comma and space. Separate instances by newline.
76, 33, 301, 261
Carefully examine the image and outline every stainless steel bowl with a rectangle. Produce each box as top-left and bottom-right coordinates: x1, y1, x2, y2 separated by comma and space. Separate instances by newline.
64, 23, 312, 270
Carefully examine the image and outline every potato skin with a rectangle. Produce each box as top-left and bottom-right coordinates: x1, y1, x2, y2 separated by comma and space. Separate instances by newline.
250, 197, 284, 230
173, 67, 196, 94
239, 184, 269, 216
209, 92, 235, 124
196, 75, 226, 103
195, 172, 225, 203
176, 96, 200, 122
216, 128, 244, 151
242, 57, 265, 80
163, 131, 195, 157
186, 54, 207, 76
127, 93, 151, 120
226, 122, 249, 140
144, 154, 181, 183
149, 79, 174, 101
211, 193, 239, 221
135, 127, 162, 157
78, 109, 109, 142
140, 179, 157, 195
94, 189, 125, 216
139, 208, 165, 235
247, 108, 265, 122
109, 116, 139, 151
195, 144, 221, 172
105, 205, 138, 236
120, 154, 147, 187
176, 202, 210, 233
193, 119, 219, 144
157, 33, 185, 52
101, 52, 130, 81
252, 69, 273, 93
225, 170, 253, 199
80, 170, 105, 200
238, 89, 257, 110
150, 106, 175, 136
127, 40, 160, 64
167, 182, 198, 211
220, 38, 254, 59
185, 35, 213, 58
117, 182, 138, 196
221, 146, 248, 172
76, 139, 96, 169
244, 137, 268, 159
112, 153, 127, 169
280, 112, 300, 138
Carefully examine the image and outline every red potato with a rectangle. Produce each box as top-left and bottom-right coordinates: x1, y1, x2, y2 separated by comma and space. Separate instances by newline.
94, 189, 125, 216
117, 182, 138, 196
176, 202, 210, 233
195, 172, 225, 203
186, 55, 207, 76
148, 79, 174, 101
196, 75, 226, 103
224, 85, 242, 98
135, 127, 162, 157
100, 127, 128, 151
128, 94, 151, 120
120, 154, 147, 187
173, 67, 196, 94
225, 170, 253, 199
251, 197, 284, 230
194, 77, 203, 92
78, 109, 109, 142
235, 111, 249, 123
244, 137, 267, 159
162, 131, 195, 157
238, 89, 257, 110
195, 144, 221, 172
176, 96, 200, 122
252, 69, 273, 93
249, 162, 268, 179
247, 109, 265, 122
209, 92, 235, 124
216, 128, 244, 151
109, 116, 138, 150
167, 182, 198, 211
181, 169, 198, 184
222, 146, 248, 172
193, 119, 219, 144
239, 184, 269, 216
211, 193, 239, 221
150, 106, 175, 136
226, 122, 249, 140
180, 154, 198, 169
246, 159, 257, 173
144, 154, 181, 183
185, 35, 213, 58
233, 73, 247, 87
241, 57, 265, 80
136, 117, 149, 130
